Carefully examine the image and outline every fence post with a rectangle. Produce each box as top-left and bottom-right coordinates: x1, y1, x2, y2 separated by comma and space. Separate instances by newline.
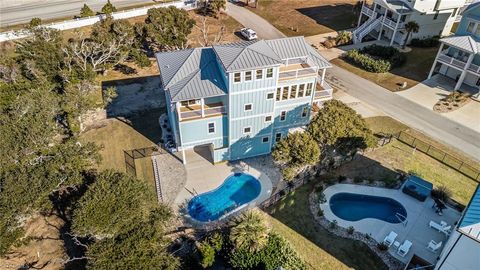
441, 153, 447, 162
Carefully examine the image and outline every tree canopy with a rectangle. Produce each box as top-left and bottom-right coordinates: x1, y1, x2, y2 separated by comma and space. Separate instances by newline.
80, 4, 95, 17
101, 0, 117, 15
230, 209, 270, 252
271, 131, 320, 167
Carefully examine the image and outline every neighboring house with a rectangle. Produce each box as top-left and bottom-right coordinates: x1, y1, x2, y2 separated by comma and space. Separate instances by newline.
354, 0, 466, 45
155, 37, 333, 164
428, 2, 480, 97
434, 185, 480, 270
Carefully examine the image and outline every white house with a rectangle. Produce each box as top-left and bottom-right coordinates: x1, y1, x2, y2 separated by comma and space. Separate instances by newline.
354, 0, 468, 45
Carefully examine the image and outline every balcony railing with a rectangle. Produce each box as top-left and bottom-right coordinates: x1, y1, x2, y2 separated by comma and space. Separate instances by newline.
279, 67, 317, 81
383, 17, 402, 29
467, 63, 480, 74
438, 53, 468, 70
179, 103, 225, 121
314, 81, 333, 101
362, 5, 374, 17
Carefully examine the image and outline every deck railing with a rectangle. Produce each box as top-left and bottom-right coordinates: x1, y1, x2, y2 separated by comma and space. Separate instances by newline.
180, 105, 225, 120
438, 53, 468, 70
278, 67, 317, 80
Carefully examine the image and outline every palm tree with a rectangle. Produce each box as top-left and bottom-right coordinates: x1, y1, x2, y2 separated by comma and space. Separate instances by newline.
403, 21, 419, 49
229, 209, 270, 252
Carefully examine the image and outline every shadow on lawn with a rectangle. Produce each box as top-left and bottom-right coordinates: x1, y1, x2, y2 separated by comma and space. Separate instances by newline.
263, 154, 403, 270
296, 4, 359, 31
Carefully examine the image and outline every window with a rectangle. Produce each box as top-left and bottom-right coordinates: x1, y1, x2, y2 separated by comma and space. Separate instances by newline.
290, 85, 297, 99
301, 106, 309, 117
433, 11, 439, 20
467, 21, 475, 33
256, 69, 263, 79
208, 122, 215, 134
266, 92, 274, 100
276, 87, 281, 101
265, 115, 272, 122
234, 72, 241, 83
243, 126, 252, 134
275, 133, 282, 142
298, 84, 305, 98
475, 25, 480, 36
245, 71, 252, 81
280, 111, 287, 121
181, 99, 199, 106
244, 103, 252, 111
262, 136, 269, 143
282, 86, 289, 100
306, 83, 313, 96
266, 68, 273, 78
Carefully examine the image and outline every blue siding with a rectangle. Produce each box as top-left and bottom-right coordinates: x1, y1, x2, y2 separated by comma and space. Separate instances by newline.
213, 147, 229, 163
459, 185, 480, 228
229, 135, 271, 160
230, 89, 275, 118
179, 116, 228, 148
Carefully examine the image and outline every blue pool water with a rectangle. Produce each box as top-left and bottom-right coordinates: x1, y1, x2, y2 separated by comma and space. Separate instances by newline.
329, 193, 407, 223
188, 173, 261, 222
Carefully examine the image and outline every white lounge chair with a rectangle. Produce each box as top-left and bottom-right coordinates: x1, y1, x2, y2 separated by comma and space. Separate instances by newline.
441, 226, 451, 236
397, 240, 412, 257
427, 240, 442, 252
429, 221, 444, 231
429, 221, 451, 236
383, 231, 398, 247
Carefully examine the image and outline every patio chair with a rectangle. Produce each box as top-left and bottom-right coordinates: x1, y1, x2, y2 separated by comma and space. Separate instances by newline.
427, 240, 443, 252
397, 240, 413, 257
429, 221, 444, 231
440, 226, 452, 236
383, 231, 398, 247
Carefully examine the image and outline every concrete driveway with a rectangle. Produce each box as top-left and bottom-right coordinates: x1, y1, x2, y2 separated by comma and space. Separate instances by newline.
398, 75, 480, 133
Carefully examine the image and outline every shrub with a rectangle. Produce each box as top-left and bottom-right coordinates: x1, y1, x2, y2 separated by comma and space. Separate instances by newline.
337, 175, 347, 182
410, 36, 440, 48
198, 241, 216, 268
229, 233, 306, 270
377, 242, 389, 251
344, 45, 406, 73
353, 176, 363, 183
329, 220, 338, 229
383, 177, 397, 188
347, 226, 355, 235
282, 166, 298, 182
335, 31, 353, 46
361, 45, 406, 68
343, 49, 391, 73
431, 186, 452, 202
317, 209, 324, 217
130, 50, 151, 68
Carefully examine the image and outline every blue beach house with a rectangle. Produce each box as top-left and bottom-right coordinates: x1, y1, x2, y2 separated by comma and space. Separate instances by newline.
428, 2, 480, 99
155, 37, 333, 164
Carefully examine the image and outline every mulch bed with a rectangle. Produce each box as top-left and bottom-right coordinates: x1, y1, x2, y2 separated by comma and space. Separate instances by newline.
433, 91, 471, 113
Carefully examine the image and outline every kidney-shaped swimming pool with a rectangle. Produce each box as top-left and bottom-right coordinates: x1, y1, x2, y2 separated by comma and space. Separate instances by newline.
329, 192, 407, 223
188, 172, 261, 222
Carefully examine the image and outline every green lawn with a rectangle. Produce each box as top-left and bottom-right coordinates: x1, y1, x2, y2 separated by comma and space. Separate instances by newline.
331, 47, 438, 92
267, 184, 388, 270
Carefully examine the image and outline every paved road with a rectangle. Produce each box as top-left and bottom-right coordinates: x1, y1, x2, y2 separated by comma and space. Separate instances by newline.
0, 0, 155, 26
226, 4, 480, 160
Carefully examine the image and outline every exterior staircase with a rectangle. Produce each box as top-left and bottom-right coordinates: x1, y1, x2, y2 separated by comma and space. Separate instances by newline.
151, 155, 163, 203
353, 15, 383, 44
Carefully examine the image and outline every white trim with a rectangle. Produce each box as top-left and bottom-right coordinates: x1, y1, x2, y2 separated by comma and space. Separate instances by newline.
274, 132, 282, 142
179, 114, 223, 124
231, 112, 272, 121
180, 136, 227, 148
244, 103, 253, 112
261, 136, 270, 143
266, 91, 275, 100
244, 70, 253, 81
256, 69, 264, 80
266, 67, 274, 79
233, 72, 242, 84
276, 100, 311, 108
243, 126, 252, 134
280, 110, 287, 121
264, 115, 273, 123
230, 86, 276, 95
207, 122, 216, 134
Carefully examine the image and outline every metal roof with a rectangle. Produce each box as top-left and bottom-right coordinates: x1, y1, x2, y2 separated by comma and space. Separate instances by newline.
441, 35, 480, 53
459, 185, 480, 240
376, 0, 413, 14
156, 48, 227, 102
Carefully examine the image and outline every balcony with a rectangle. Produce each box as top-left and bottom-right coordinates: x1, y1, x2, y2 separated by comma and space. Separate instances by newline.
314, 81, 333, 101
278, 63, 317, 81
179, 102, 225, 121
467, 63, 480, 75
362, 5, 375, 17
438, 53, 468, 70
383, 17, 404, 29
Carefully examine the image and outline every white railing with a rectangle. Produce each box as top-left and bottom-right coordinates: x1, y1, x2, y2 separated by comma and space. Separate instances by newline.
354, 16, 382, 44
438, 53, 467, 70
383, 17, 403, 29
180, 105, 225, 120
0, 0, 196, 42
314, 88, 333, 100
278, 67, 317, 80
362, 5, 375, 17
353, 15, 376, 43
467, 63, 480, 74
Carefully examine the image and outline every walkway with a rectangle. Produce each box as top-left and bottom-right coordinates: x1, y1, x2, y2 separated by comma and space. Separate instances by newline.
226, 5, 480, 161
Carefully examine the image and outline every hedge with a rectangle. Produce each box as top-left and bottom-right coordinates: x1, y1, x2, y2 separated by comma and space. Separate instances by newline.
343, 45, 406, 73
410, 36, 440, 48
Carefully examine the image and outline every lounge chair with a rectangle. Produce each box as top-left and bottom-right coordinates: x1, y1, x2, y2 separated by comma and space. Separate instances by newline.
383, 231, 398, 247
429, 221, 444, 231
441, 226, 451, 236
429, 221, 451, 236
427, 240, 442, 252
397, 240, 413, 257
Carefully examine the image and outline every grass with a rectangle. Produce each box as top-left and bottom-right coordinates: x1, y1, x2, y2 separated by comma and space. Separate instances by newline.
79, 108, 164, 188
363, 116, 478, 205
247, 0, 360, 37
331, 47, 438, 91
266, 184, 388, 270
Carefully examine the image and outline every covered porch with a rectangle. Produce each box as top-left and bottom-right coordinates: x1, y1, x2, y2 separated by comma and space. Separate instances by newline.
176, 96, 227, 122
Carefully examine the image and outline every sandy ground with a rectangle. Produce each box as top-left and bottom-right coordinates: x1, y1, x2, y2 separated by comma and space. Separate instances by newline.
0, 214, 66, 270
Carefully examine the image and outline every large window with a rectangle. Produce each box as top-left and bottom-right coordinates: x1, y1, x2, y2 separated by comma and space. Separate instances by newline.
276, 87, 281, 101
245, 71, 252, 81
298, 84, 305, 98
208, 122, 215, 134
280, 111, 287, 121
306, 83, 313, 96
266, 68, 273, 78
234, 72, 241, 83
290, 85, 297, 99
467, 21, 475, 33
282, 86, 289, 100
256, 69, 263, 80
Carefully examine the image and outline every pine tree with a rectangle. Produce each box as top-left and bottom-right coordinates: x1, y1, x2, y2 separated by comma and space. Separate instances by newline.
80, 4, 95, 17
101, 0, 117, 15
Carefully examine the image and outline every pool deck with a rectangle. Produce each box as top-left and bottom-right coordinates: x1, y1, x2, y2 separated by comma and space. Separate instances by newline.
174, 148, 273, 217
321, 184, 462, 265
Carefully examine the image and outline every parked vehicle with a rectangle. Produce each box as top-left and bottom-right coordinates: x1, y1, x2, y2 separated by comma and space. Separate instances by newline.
240, 27, 257, 40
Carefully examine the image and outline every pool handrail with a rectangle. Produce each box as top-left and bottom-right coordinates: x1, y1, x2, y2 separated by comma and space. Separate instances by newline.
395, 212, 408, 227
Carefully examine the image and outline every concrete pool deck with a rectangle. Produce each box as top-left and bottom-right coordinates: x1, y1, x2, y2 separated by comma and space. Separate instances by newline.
174, 148, 274, 217
320, 184, 462, 265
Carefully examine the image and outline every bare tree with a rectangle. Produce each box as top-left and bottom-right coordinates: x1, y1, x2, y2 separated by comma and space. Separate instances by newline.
195, 16, 225, 47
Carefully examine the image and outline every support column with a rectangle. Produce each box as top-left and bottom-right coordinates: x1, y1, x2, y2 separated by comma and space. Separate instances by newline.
454, 53, 474, 91
390, 14, 400, 46
321, 68, 326, 85
182, 149, 186, 165
378, 14, 386, 40
428, 43, 444, 79
176, 102, 182, 121
201, 98, 205, 118
357, 1, 364, 27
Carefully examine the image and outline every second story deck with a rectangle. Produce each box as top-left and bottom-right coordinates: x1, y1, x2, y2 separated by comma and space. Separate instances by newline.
178, 101, 226, 122
278, 58, 318, 81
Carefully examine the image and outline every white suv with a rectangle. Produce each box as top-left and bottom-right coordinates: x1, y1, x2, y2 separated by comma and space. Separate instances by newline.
240, 28, 257, 41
